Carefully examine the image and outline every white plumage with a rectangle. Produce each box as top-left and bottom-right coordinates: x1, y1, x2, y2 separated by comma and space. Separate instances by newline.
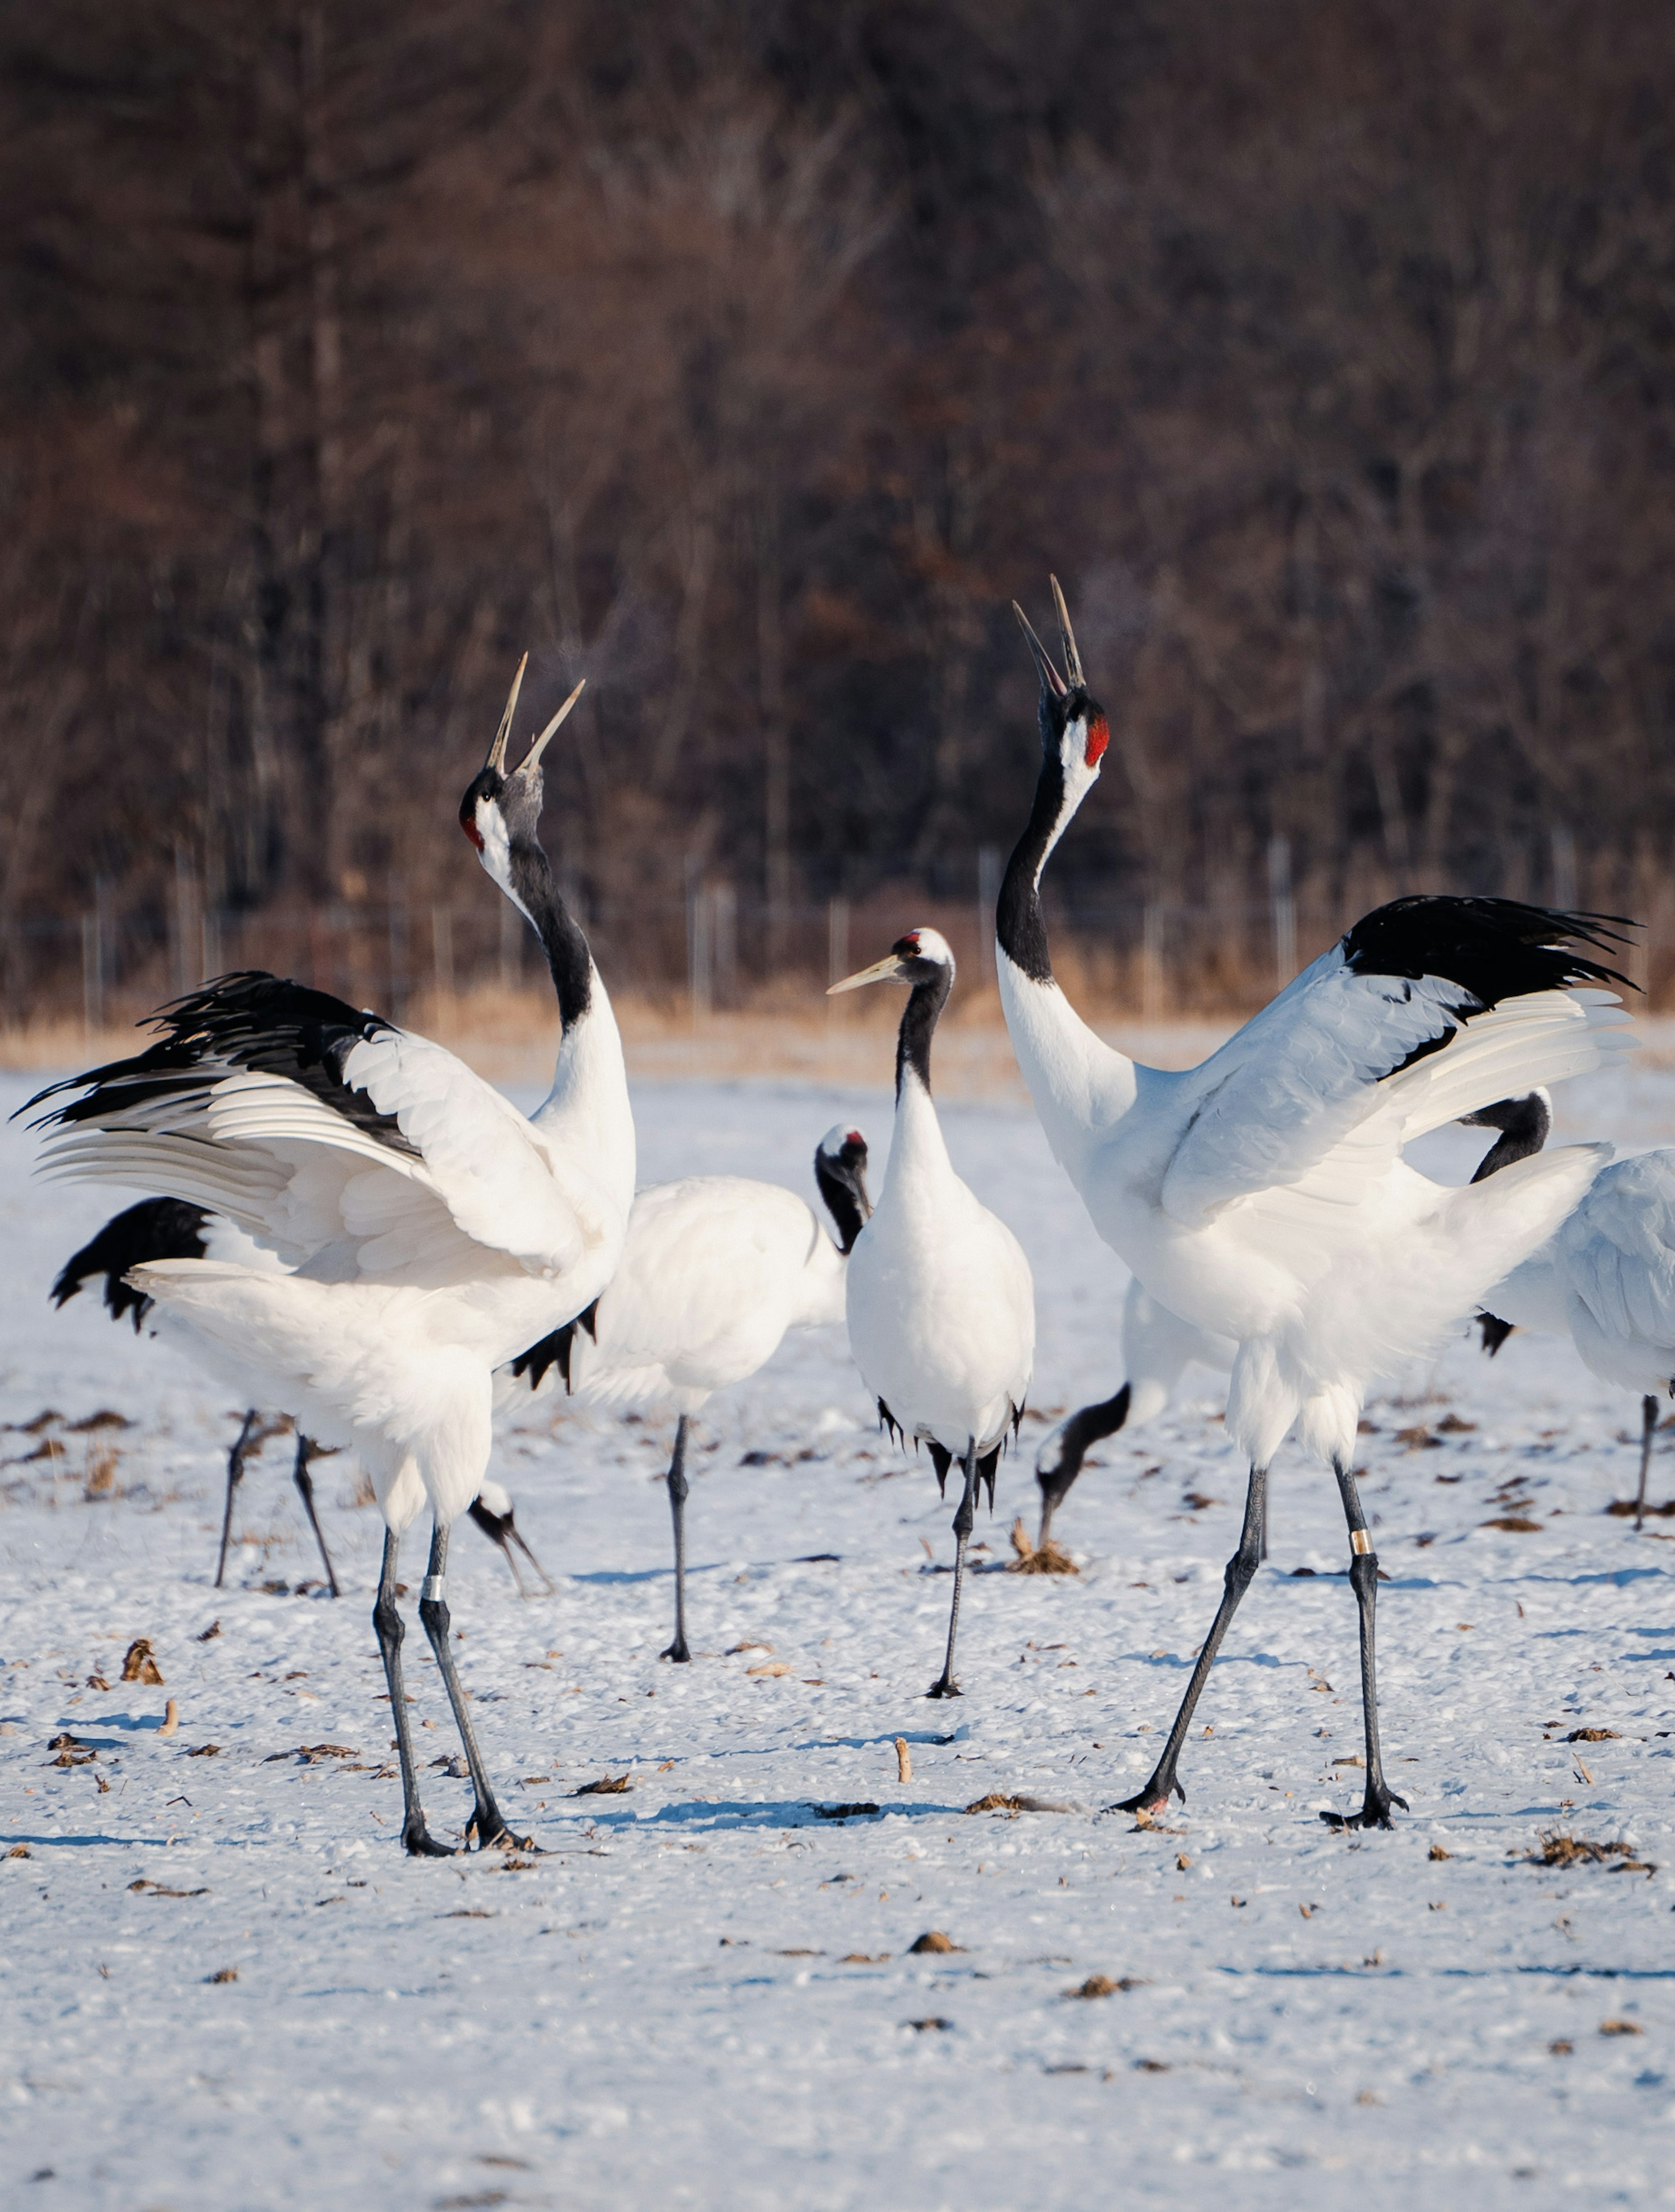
1482, 1146, 1675, 1525
831, 927, 1034, 1698
998, 579, 1635, 1826
498, 1128, 872, 1658
25, 664, 629, 1856
1032, 1277, 1234, 1554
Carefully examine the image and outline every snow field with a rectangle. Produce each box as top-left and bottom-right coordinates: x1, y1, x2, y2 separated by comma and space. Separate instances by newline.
3, 1065, 1675, 2208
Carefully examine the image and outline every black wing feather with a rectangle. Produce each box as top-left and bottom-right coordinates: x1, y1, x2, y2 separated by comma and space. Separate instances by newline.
1341, 897, 1633, 1004
21, 972, 417, 1157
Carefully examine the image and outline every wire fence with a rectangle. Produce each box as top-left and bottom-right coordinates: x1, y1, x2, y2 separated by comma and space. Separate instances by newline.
2, 842, 1665, 1039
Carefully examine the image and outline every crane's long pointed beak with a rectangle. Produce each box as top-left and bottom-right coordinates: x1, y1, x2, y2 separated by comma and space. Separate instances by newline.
521, 678, 586, 772
1050, 574, 1085, 689
1012, 601, 1067, 698
487, 654, 528, 772
827, 952, 907, 996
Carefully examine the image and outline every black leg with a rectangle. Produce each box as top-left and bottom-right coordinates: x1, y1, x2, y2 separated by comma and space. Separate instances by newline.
661, 1415, 692, 1663
927, 1441, 980, 1699
1109, 1462, 1268, 1816
1259, 1481, 1269, 1564
291, 1436, 340, 1598
1037, 1385, 1131, 1551
1637, 1394, 1658, 1532
417, 1520, 530, 1851
1321, 1459, 1408, 1832
373, 1526, 452, 1856
215, 1410, 259, 1589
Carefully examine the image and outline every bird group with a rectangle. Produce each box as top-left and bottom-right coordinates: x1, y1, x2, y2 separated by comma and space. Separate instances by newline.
27, 582, 1665, 1852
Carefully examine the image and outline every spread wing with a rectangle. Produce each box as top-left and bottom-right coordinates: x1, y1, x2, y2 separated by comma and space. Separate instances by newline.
26, 972, 603, 1285
1558, 1153, 1675, 1356
1158, 900, 1633, 1227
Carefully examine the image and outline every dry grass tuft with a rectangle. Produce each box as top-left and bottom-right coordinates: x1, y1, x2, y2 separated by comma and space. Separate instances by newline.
120, 1638, 164, 1685
1600, 2017, 1645, 2036
570, 1774, 632, 1796
1529, 1832, 1655, 1873
204, 1966, 238, 1984
907, 1929, 964, 1955
1006, 1517, 1078, 1575
1565, 1727, 1620, 1743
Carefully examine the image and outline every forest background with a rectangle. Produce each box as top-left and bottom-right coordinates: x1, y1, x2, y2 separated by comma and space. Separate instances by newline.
3, 0, 1673, 1031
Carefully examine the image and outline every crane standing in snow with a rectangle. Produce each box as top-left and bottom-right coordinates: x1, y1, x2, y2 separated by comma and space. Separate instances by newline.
52, 1197, 557, 1599
1031, 1101, 1546, 1561
27, 665, 631, 1856
502, 1125, 872, 1660
997, 578, 1634, 1826
51, 1197, 341, 1593
830, 929, 1034, 1698
1470, 1095, 1675, 1530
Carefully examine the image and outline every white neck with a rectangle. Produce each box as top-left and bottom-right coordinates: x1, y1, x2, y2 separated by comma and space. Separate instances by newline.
996, 950, 1137, 1178
533, 966, 636, 1223
880, 1066, 958, 1202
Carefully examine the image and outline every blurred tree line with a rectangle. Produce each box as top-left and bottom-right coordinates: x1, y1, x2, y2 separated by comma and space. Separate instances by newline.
2, 0, 1672, 992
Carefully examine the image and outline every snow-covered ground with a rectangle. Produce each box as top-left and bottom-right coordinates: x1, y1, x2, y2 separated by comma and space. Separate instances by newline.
5, 1056, 1675, 2209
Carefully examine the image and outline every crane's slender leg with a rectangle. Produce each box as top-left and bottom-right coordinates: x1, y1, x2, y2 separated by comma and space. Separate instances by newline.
215, 1411, 260, 1589
373, 1526, 452, 1856
660, 1416, 693, 1663
1636, 1394, 1659, 1532
1322, 1459, 1407, 1832
1259, 1484, 1269, 1565
291, 1436, 339, 1598
1109, 1462, 1268, 1816
927, 1440, 980, 1699
416, 1520, 532, 1851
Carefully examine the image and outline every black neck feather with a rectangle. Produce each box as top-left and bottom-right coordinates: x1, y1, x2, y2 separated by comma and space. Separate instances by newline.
815, 1161, 867, 1253
510, 842, 592, 1030
996, 731, 1066, 984
1467, 1092, 1552, 1183
896, 967, 953, 1099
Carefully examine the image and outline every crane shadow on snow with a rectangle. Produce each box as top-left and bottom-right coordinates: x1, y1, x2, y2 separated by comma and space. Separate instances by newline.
556, 1798, 973, 1835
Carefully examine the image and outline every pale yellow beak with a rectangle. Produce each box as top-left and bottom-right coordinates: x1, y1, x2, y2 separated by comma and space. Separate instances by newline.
520, 678, 586, 773
827, 951, 909, 996
486, 654, 529, 773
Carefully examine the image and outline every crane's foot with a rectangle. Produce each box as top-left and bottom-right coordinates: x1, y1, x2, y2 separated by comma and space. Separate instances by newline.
925, 1671, 962, 1700
1320, 1781, 1408, 1832
1107, 1771, 1184, 1820
660, 1636, 692, 1664
467, 1801, 540, 1854
401, 1814, 457, 1858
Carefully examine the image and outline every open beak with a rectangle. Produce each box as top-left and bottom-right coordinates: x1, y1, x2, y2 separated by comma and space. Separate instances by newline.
1051, 575, 1085, 688
486, 654, 529, 772
1012, 602, 1066, 697
827, 951, 908, 996
520, 678, 586, 773
1012, 574, 1085, 695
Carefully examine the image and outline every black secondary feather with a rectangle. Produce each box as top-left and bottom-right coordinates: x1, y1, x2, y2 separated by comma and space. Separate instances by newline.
508, 1299, 598, 1394
51, 1197, 210, 1330
22, 972, 417, 1156
1341, 897, 1633, 1005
